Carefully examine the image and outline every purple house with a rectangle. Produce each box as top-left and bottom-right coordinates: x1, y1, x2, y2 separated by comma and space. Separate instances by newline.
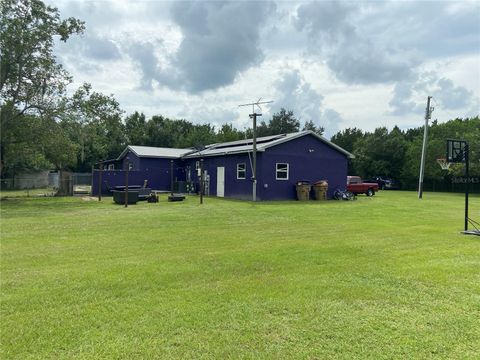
92, 131, 353, 200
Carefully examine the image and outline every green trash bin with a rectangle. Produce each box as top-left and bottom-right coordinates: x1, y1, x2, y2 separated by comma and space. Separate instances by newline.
313, 180, 328, 200
296, 181, 311, 201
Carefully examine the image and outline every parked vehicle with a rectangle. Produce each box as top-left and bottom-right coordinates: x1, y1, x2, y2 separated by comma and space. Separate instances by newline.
365, 176, 399, 190
346, 176, 379, 196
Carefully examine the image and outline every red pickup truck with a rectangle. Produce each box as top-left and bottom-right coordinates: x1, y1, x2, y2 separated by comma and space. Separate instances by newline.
346, 176, 379, 196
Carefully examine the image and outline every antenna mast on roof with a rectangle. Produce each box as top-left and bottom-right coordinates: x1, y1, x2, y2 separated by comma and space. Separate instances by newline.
238, 98, 273, 202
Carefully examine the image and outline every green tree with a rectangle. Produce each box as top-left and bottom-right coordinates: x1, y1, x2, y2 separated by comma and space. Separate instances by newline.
184, 123, 216, 148
254, 108, 300, 137
302, 120, 324, 136
330, 128, 364, 154
61, 83, 125, 171
216, 123, 244, 143
402, 117, 480, 184
353, 127, 407, 180
144, 116, 194, 148
125, 112, 148, 145
268, 108, 300, 135
1, 115, 77, 176
0, 0, 84, 176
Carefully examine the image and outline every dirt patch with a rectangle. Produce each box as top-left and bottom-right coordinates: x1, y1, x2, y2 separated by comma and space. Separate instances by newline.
81, 196, 99, 201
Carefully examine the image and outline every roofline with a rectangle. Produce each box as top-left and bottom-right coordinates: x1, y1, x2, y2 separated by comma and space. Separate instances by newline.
94, 158, 118, 165
117, 146, 131, 160
183, 148, 266, 159
119, 131, 354, 160
184, 131, 353, 159
258, 130, 355, 158
117, 145, 189, 160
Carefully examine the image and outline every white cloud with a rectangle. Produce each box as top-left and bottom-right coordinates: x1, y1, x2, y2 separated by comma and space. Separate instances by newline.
129, 1, 276, 93
271, 68, 344, 137
46, 0, 479, 135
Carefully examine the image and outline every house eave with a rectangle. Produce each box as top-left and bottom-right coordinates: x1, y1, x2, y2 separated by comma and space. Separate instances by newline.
183, 148, 266, 159
259, 130, 355, 159
117, 145, 190, 160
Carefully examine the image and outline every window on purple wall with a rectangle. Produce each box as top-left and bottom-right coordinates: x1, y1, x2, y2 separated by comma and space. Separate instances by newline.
128, 162, 133, 171
237, 163, 246, 179
276, 163, 289, 180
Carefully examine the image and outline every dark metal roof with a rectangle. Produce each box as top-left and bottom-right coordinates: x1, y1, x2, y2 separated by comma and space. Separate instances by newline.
117, 131, 354, 160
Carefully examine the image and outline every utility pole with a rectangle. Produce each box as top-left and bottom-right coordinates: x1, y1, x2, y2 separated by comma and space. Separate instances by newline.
418, 96, 434, 199
250, 112, 260, 202
238, 99, 273, 202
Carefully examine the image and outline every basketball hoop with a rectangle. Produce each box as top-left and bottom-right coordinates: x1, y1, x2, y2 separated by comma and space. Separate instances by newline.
436, 158, 451, 170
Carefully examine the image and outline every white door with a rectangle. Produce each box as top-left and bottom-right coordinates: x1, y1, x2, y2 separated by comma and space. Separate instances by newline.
216, 167, 225, 197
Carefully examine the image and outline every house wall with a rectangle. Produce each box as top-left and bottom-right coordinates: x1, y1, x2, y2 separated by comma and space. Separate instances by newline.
139, 157, 184, 190
93, 156, 183, 195
106, 133, 348, 200
121, 150, 141, 170
257, 134, 348, 200
184, 153, 255, 200
118, 153, 184, 191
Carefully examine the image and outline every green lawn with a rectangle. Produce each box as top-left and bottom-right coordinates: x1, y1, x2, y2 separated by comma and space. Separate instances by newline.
1, 192, 479, 359
0, 187, 57, 199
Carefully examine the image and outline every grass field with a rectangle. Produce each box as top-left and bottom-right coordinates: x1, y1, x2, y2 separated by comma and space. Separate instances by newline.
0, 187, 57, 199
1, 191, 479, 359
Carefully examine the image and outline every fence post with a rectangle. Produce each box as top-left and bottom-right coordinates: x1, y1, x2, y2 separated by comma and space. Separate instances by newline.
98, 162, 103, 201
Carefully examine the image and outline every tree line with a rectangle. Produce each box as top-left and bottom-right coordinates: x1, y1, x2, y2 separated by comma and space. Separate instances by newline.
1, 0, 478, 190
332, 117, 479, 189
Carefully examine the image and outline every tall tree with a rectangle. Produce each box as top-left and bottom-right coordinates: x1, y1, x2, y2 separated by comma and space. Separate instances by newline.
330, 128, 365, 154
302, 120, 324, 136
0, 0, 84, 176
185, 123, 216, 148
61, 83, 125, 171
255, 108, 300, 137
144, 116, 195, 148
216, 123, 244, 143
353, 127, 407, 179
125, 112, 148, 145
268, 108, 300, 135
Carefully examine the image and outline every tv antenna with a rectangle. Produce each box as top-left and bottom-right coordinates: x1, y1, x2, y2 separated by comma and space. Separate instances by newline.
238, 98, 273, 113
238, 98, 273, 202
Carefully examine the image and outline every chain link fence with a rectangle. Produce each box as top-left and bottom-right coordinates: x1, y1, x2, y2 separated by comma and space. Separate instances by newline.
0, 172, 92, 198
401, 176, 480, 193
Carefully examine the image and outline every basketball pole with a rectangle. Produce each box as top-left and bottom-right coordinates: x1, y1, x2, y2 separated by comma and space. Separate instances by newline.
464, 143, 469, 232
418, 96, 433, 199
446, 139, 474, 235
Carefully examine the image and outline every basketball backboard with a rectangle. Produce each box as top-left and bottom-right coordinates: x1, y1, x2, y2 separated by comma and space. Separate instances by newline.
447, 139, 467, 163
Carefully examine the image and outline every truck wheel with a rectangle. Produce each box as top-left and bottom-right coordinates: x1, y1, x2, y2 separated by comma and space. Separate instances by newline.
366, 188, 374, 197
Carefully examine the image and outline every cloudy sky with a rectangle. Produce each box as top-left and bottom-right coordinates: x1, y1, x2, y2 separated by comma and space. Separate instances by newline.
50, 0, 479, 137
